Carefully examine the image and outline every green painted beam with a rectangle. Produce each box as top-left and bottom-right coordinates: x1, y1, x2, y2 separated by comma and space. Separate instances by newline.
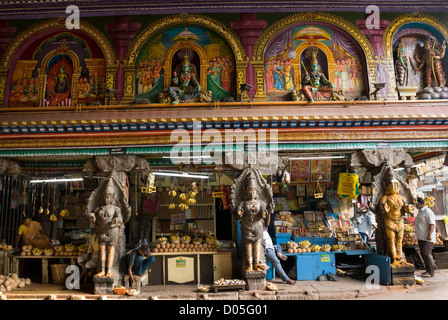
1, 140, 448, 158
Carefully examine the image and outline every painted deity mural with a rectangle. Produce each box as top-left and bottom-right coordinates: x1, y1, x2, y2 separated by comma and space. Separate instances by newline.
135, 26, 236, 103
264, 25, 365, 101
393, 26, 447, 100
8, 33, 107, 108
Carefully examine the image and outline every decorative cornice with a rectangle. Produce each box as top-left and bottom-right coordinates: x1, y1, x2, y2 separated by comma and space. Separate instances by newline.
1, 128, 448, 150
2, 1, 448, 19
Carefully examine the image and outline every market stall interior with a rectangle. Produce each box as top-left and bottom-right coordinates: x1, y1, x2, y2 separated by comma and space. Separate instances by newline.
0, 149, 448, 293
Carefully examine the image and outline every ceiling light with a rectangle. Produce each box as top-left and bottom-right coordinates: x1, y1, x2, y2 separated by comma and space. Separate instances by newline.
162, 155, 212, 159
30, 177, 84, 183
153, 171, 209, 179
289, 155, 346, 160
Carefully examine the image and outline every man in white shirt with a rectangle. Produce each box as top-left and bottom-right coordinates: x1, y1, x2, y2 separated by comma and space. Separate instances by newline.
263, 229, 296, 285
358, 202, 377, 245
415, 197, 436, 277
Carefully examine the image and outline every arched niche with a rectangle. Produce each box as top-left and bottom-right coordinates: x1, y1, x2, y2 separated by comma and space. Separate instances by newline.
252, 12, 376, 102
0, 18, 118, 108
123, 13, 247, 104
383, 13, 448, 98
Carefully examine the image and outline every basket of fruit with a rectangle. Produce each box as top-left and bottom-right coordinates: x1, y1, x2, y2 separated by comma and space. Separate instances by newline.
43, 249, 54, 256
181, 235, 191, 244
157, 237, 167, 245
32, 248, 43, 256
299, 240, 311, 249
113, 286, 129, 295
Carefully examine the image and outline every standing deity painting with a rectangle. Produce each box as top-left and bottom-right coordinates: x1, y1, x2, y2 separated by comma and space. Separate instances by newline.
135, 26, 237, 103
264, 25, 366, 101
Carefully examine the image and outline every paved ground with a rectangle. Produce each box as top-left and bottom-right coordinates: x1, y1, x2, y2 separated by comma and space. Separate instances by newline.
2, 269, 448, 301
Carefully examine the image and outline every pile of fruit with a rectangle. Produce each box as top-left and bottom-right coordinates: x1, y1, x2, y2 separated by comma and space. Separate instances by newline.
153, 241, 217, 253
299, 240, 311, 248
321, 244, 332, 252
310, 244, 321, 252
170, 235, 180, 243
0, 243, 13, 251
435, 233, 445, 246
424, 196, 435, 208
52, 244, 80, 256
213, 278, 246, 286
206, 235, 216, 244
403, 226, 418, 246
0, 273, 31, 293
31, 248, 43, 256
20, 245, 33, 256
168, 184, 198, 211
331, 244, 346, 251
286, 241, 311, 253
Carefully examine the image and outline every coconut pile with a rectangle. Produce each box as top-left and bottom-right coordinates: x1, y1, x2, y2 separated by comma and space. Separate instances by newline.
0, 273, 31, 293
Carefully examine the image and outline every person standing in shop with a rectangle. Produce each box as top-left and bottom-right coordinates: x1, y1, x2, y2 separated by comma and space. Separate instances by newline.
358, 201, 377, 245
263, 228, 296, 285
415, 197, 436, 278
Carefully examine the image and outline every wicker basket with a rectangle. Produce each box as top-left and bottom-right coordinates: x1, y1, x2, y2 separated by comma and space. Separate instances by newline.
51, 264, 69, 284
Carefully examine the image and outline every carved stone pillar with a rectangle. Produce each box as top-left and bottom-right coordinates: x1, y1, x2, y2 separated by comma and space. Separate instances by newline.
356, 18, 397, 100
231, 13, 267, 99
105, 16, 141, 104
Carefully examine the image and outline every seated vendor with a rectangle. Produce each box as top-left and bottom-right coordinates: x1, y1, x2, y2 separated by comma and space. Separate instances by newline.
15, 216, 51, 251
126, 239, 155, 288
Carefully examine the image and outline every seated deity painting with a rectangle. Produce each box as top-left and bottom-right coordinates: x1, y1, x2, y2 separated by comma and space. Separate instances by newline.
264, 25, 366, 101
134, 26, 237, 103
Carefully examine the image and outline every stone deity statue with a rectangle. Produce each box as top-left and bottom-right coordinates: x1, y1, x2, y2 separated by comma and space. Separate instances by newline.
55, 66, 70, 94
413, 36, 446, 88
379, 180, 414, 267
230, 168, 274, 272
292, 47, 344, 102
168, 55, 202, 104
86, 173, 131, 278
395, 38, 410, 87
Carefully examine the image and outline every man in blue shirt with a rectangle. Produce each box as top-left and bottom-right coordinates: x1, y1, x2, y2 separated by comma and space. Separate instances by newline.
127, 239, 156, 287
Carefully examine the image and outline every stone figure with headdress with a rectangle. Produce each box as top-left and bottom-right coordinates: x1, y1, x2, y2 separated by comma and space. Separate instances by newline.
230, 167, 274, 272
291, 46, 344, 102
86, 172, 131, 278
167, 55, 202, 104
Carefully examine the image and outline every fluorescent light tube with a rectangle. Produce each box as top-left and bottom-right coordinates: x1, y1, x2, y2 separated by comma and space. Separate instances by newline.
163, 155, 212, 159
30, 178, 84, 183
153, 172, 209, 179
289, 155, 345, 160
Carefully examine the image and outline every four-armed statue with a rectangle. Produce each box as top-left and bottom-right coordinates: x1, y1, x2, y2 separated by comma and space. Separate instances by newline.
349, 149, 416, 270
292, 47, 344, 102
378, 176, 415, 267
414, 36, 446, 88
230, 167, 274, 273
85, 171, 131, 287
